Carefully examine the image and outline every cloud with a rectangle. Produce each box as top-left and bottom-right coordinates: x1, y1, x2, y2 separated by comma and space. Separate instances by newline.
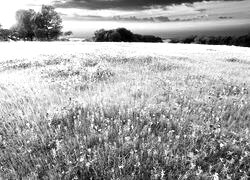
53, 0, 243, 10
116, 16, 170, 22
63, 14, 109, 21
113, 16, 154, 22
172, 15, 208, 21
218, 16, 233, 19
63, 14, 169, 22
62, 13, 208, 23
113, 16, 171, 22
196, 8, 207, 12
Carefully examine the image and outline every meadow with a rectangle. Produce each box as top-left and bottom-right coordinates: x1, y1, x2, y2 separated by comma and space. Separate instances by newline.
0, 42, 250, 179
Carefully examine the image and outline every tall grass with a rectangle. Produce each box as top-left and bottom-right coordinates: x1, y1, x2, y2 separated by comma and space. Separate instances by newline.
0, 42, 250, 179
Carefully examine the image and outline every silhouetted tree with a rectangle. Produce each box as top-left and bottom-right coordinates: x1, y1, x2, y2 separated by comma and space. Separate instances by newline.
181, 35, 197, 44
169, 34, 250, 47
93, 28, 163, 43
141, 35, 163, 42
94, 29, 106, 42
116, 28, 134, 42
108, 30, 122, 42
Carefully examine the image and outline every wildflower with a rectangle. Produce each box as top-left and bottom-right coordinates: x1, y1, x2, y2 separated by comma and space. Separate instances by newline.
190, 162, 195, 169
52, 148, 56, 158
158, 136, 162, 142
161, 169, 165, 179
125, 136, 130, 141
213, 173, 219, 180
196, 166, 203, 175
86, 162, 91, 167
135, 162, 140, 167
153, 150, 158, 156
56, 139, 62, 151
80, 156, 85, 162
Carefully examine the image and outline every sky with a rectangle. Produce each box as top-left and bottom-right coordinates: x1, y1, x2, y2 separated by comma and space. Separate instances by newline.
0, 0, 250, 38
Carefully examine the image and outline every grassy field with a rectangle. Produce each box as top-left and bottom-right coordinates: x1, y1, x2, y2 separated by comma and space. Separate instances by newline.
0, 42, 250, 179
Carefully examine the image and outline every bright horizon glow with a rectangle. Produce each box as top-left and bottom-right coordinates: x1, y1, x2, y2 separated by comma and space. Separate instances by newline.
62, 18, 250, 39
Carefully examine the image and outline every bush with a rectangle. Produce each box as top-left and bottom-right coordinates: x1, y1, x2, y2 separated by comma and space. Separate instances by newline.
0, 28, 19, 41
134, 34, 163, 43
0, 29, 10, 41
93, 28, 163, 43
116, 28, 134, 42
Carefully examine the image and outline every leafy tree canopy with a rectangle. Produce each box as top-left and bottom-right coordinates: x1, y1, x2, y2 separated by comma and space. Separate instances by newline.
93, 28, 163, 43
14, 9, 36, 40
33, 5, 63, 41
12, 5, 63, 41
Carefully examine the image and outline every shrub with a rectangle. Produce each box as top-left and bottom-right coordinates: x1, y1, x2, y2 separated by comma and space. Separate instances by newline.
93, 28, 163, 43
0, 29, 18, 41
182, 35, 197, 44
116, 28, 134, 42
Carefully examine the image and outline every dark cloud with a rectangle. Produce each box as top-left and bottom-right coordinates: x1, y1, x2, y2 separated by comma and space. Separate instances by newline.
53, 0, 243, 10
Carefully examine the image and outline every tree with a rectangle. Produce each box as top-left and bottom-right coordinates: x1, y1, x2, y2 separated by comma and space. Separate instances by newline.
93, 28, 163, 43
0, 24, 9, 41
0, 28, 18, 41
109, 30, 122, 42
0, 24, 17, 41
12, 5, 63, 41
14, 9, 36, 40
33, 5, 62, 41
116, 28, 134, 42
94, 29, 106, 42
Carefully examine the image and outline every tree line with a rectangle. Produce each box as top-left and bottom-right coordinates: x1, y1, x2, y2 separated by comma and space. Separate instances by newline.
169, 34, 250, 47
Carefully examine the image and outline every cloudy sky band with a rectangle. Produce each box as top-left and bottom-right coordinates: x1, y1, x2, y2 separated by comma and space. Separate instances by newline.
0, 0, 249, 38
